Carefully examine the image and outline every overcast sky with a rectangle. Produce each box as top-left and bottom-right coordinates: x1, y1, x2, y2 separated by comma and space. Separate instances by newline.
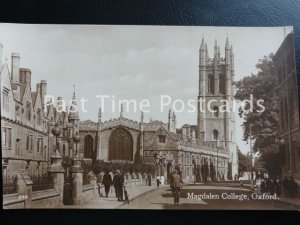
0, 24, 292, 153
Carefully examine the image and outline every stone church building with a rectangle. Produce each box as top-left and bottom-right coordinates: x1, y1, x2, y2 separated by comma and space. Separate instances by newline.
1, 37, 238, 183
78, 37, 238, 182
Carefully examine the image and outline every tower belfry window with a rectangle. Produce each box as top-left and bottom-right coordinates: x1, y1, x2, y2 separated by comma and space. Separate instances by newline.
219, 74, 226, 94
213, 130, 218, 141
213, 106, 219, 118
208, 74, 215, 94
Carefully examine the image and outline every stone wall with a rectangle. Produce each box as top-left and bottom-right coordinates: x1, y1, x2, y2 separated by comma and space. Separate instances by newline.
31, 189, 60, 208
82, 184, 97, 202
3, 193, 25, 209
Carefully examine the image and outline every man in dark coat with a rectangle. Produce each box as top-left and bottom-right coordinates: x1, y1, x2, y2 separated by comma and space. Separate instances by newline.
102, 170, 113, 197
148, 173, 152, 186
113, 170, 125, 201
269, 178, 275, 195
282, 176, 288, 197
287, 176, 297, 198
170, 170, 182, 205
275, 177, 281, 197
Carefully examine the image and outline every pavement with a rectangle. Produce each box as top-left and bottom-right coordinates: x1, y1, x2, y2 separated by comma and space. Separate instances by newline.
120, 184, 299, 210
210, 181, 300, 208
61, 182, 300, 209
61, 181, 157, 209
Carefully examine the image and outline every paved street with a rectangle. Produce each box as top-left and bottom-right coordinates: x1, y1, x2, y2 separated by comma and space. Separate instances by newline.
119, 184, 299, 210
61, 182, 157, 209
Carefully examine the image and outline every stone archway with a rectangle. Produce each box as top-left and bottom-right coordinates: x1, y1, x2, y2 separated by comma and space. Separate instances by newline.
109, 127, 133, 161
84, 135, 94, 159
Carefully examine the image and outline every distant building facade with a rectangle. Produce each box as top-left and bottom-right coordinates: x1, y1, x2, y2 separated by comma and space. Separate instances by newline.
273, 32, 300, 183
1, 37, 238, 183
1, 44, 80, 180
78, 38, 238, 182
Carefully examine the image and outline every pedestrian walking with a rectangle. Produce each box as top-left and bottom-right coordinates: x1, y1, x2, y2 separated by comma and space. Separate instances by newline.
148, 173, 152, 186
266, 178, 271, 193
113, 170, 125, 201
275, 177, 281, 197
102, 170, 113, 197
260, 179, 266, 193
113, 171, 119, 198
287, 176, 297, 198
282, 176, 288, 197
270, 178, 275, 195
156, 176, 161, 188
170, 170, 182, 206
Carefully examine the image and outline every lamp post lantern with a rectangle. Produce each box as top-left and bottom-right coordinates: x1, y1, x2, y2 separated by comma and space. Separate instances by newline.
73, 132, 80, 157
52, 122, 62, 155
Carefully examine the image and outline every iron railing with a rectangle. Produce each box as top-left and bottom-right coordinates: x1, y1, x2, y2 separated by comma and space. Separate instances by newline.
31, 174, 54, 192
82, 164, 94, 185
3, 177, 18, 195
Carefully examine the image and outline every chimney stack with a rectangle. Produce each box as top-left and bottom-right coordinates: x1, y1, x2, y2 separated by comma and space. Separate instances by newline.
57, 97, 64, 111
11, 53, 20, 83
40, 80, 47, 111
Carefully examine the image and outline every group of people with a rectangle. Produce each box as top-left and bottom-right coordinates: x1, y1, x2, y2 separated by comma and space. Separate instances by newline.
93, 168, 186, 206
259, 176, 298, 198
99, 170, 126, 202
282, 176, 298, 198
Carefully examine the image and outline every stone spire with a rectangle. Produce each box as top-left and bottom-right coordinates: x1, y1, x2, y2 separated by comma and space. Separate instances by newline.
214, 39, 218, 59
200, 37, 205, 50
200, 37, 206, 66
69, 85, 79, 120
230, 44, 234, 69
205, 43, 208, 60
225, 37, 231, 65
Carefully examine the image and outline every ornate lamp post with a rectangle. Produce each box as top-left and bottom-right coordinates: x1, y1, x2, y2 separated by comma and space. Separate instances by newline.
73, 132, 80, 157
49, 122, 65, 205
52, 122, 62, 155
71, 132, 83, 205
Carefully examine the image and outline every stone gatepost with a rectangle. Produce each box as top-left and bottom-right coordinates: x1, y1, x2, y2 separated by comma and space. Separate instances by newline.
70, 155, 83, 205
16, 169, 33, 208
49, 153, 65, 205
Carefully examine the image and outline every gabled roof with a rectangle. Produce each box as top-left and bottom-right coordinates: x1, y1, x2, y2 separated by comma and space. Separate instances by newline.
31, 92, 37, 105
21, 81, 33, 105
147, 125, 180, 142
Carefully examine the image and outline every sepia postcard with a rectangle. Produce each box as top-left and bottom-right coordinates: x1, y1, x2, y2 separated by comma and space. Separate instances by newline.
1, 24, 299, 210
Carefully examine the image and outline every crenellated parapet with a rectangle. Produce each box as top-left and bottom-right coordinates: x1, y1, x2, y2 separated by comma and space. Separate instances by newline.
100, 117, 140, 131
178, 140, 229, 159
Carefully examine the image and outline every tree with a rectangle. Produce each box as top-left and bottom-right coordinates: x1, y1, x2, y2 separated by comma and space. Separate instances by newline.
234, 54, 284, 176
237, 149, 251, 175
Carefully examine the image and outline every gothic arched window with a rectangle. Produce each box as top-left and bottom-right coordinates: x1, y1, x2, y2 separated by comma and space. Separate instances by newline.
109, 127, 133, 161
84, 135, 94, 159
213, 130, 218, 141
213, 106, 219, 118
208, 74, 215, 94
219, 74, 226, 94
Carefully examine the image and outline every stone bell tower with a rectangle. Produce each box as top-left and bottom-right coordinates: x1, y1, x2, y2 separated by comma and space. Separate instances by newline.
197, 37, 238, 177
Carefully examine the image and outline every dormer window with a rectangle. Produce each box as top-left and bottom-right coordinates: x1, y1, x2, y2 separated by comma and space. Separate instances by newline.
26, 103, 31, 121
37, 109, 42, 125
2, 89, 9, 112
2, 127, 12, 150
158, 135, 166, 143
